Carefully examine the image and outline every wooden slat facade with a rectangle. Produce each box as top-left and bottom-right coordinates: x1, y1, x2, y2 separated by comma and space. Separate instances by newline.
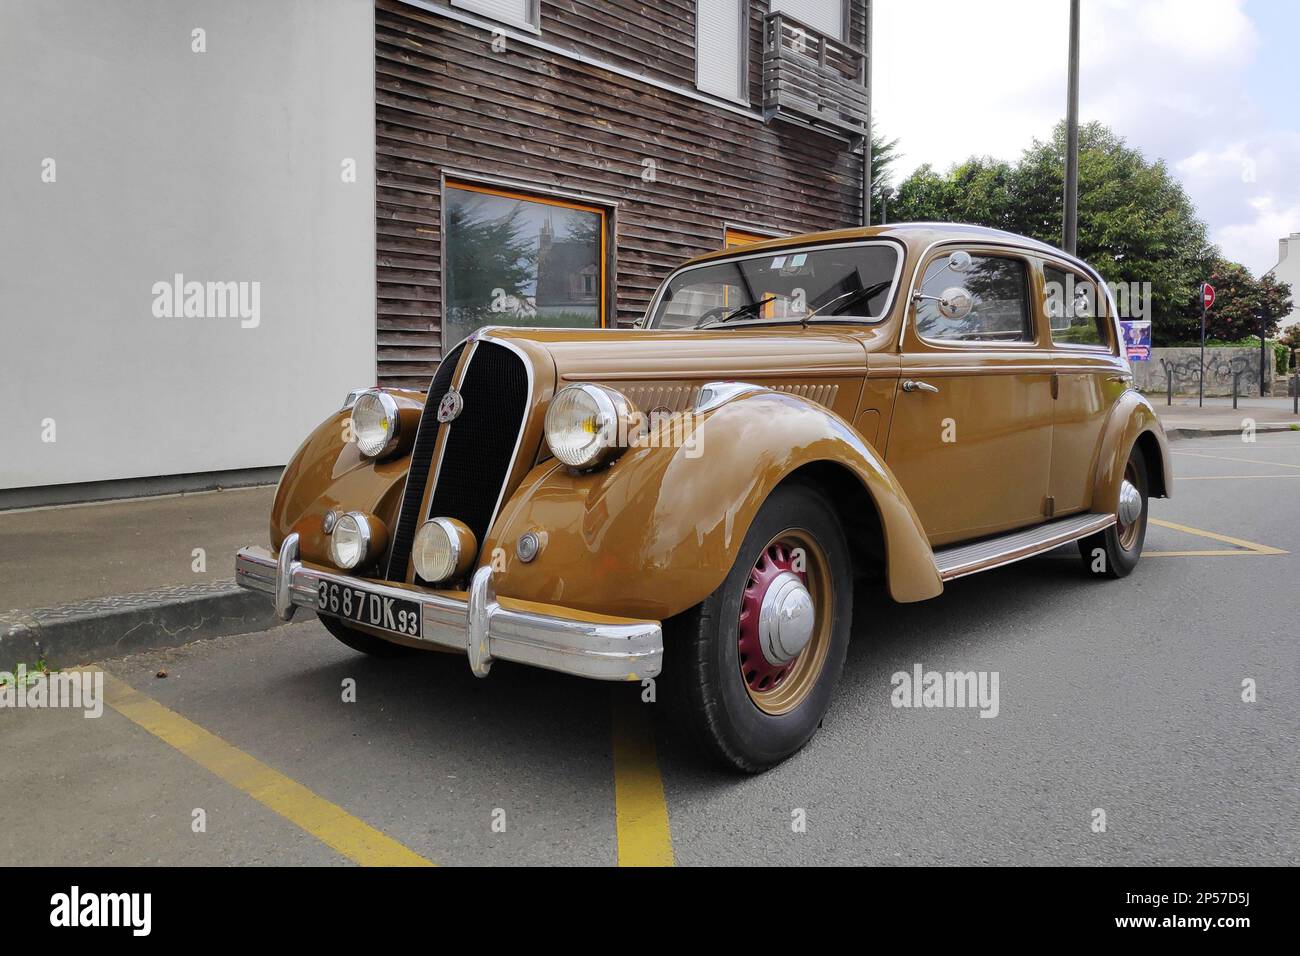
376, 0, 870, 387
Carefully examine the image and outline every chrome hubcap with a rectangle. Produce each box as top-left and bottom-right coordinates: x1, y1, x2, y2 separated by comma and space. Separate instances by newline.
757, 571, 815, 665
1118, 479, 1142, 526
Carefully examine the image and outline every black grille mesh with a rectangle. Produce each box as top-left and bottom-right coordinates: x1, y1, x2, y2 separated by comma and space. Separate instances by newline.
417, 341, 529, 584
384, 341, 465, 581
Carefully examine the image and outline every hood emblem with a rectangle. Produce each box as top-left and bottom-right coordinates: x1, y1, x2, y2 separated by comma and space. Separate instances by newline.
436, 388, 464, 423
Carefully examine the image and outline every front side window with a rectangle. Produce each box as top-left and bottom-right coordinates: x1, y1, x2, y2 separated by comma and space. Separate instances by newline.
444, 183, 604, 349
915, 253, 1033, 344
650, 243, 899, 329
1044, 264, 1109, 347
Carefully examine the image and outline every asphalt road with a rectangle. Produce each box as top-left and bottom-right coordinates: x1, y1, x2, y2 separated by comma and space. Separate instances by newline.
3, 434, 1297, 866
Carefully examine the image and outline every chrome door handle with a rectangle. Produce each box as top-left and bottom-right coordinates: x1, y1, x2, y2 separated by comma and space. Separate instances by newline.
902, 380, 940, 394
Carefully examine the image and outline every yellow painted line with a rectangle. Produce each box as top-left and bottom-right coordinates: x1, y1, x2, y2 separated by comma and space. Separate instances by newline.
1147, 518, 1287, 556
611, 689, 674, 867
1172, 450, 1300, 471
91, 668, 433, 867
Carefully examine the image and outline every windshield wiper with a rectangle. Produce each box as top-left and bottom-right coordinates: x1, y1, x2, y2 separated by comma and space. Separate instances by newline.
696, 296, 779, 328
802, 281, 893, 326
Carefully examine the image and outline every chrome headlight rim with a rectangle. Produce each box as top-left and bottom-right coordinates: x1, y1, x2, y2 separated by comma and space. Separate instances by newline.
544, 383, 634, 470
329, 511, 375, 570
351, 388, 402, 459
412, 516, 477, 584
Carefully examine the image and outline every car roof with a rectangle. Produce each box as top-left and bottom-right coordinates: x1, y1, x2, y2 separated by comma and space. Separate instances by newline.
683, 223, 1097, 277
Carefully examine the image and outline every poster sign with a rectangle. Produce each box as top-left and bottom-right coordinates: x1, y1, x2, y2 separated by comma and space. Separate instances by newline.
1121, 319, 1152, 361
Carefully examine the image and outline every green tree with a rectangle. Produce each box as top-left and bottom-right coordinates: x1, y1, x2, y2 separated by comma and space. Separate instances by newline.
890, 121, 1216, 344
1196, 260, 1294, 341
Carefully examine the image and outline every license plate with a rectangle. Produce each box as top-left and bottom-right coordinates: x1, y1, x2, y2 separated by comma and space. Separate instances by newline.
317, 580, 422, 639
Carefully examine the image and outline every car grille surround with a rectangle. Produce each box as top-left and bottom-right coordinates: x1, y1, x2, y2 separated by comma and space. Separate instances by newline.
384, 339, 530, 584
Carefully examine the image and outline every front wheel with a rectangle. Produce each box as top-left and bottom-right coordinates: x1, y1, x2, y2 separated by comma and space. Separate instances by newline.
664, 482, 852, 773
1078, 447, 1149, 578
318, 613, 420, 657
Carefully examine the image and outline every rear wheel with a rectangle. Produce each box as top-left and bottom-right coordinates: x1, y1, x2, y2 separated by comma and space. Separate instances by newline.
1079, 447, 1149, 578
318, 613, 419, 657
665, 482, 852, 773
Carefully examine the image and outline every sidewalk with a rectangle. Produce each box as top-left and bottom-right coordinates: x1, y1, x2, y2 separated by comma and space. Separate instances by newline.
0, 486, 275, 665
1149, 394, 1300, 439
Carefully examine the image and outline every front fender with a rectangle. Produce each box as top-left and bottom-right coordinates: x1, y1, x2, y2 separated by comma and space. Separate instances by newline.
1091, 388, 1173, 514
486, 390, 943, 621
269, 392, 423, 564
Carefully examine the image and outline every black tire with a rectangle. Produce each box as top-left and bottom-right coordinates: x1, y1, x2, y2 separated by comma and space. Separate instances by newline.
1078, 446, 1149, 578
664, 481, 852, 773
318, 613, 420, 657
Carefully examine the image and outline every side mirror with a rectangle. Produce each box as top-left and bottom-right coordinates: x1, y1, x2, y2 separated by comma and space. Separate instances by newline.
937, 287, 973, 320
947, 250, 972, 273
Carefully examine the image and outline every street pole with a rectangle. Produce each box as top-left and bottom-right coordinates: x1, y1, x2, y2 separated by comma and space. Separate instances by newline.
1199, 294, 1206, 408
1258, 309, 1267, 397
1063, 0, 1080, 255
881, 186, 893, 225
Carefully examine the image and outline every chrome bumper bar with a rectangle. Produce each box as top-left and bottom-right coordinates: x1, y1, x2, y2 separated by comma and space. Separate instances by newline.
235, 533, 662, 682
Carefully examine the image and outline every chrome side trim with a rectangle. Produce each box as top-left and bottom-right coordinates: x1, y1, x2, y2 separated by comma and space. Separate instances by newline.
695, 381, 766, 413
235, 544, 663, 682
933, 513, 1116, 581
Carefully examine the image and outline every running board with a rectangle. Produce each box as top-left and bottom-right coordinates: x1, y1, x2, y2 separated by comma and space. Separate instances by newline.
933, 513, 1116, 581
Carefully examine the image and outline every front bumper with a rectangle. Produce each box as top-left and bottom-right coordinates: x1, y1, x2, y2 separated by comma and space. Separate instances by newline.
235, 532, 662, 681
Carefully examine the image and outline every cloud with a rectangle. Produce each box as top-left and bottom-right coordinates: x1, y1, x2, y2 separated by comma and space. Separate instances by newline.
873, 0, 1296, 275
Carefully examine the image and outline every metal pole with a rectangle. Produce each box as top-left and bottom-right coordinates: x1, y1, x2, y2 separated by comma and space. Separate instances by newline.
1259, 310, 1267, 397
861, 0, 872, 226
1199, 291, 1206, 408
1062, 0, 1080, 255
881, 186, 892, 225
1233, 370, 1239, 410
1167, 364, 1173, 406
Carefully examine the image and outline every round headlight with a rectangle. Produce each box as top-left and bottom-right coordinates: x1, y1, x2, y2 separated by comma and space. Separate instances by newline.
413, 517, 476, 584
330, 512, 376, 570
350, 389, 400, 458
544, 384, 632, 469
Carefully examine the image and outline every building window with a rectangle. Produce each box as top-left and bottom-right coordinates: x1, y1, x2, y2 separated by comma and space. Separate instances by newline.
770, 0, 845, 41
724, 226, 782, 248
443, 181, 606, 350
697, 0, 748, 103
451, 0, 538, 32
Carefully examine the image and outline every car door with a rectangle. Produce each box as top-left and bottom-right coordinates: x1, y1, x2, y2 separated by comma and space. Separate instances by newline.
885, 245, 1056, 547
1040, 259, 1126, 514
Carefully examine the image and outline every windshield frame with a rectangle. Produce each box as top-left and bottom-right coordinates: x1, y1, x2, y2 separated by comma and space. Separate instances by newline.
643, 238, 907, 331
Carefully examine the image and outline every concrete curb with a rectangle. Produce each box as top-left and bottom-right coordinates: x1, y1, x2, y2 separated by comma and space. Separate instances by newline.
0, 580, 275, 667
1164, 424, 1299, 442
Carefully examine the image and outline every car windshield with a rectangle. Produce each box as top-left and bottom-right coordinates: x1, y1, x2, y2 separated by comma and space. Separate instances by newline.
649, 242, 900, 329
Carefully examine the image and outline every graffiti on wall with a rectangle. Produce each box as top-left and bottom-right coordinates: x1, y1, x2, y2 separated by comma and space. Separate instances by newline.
1132, 347, 1272, 396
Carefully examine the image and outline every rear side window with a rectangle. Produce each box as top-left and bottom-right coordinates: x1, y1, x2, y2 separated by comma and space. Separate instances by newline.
915, 253, 1032, 344
1044, 265, 1109, 347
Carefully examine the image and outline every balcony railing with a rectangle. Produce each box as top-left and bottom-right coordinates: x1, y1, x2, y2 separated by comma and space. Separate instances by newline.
762, 11, 868, 139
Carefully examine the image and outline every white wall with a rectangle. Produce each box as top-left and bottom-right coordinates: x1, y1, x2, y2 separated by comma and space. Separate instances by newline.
1271, 234, 1300, 330
0, 0, 375, 490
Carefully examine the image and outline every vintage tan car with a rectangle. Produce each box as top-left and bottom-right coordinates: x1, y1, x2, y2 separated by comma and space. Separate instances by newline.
236, 223, 1171, 772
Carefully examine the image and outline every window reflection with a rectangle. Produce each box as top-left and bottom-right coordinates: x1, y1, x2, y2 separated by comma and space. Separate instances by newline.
445, 185, 603, 349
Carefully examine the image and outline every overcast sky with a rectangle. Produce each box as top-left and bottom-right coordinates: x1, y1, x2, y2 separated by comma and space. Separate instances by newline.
873, 0, 1298, 276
